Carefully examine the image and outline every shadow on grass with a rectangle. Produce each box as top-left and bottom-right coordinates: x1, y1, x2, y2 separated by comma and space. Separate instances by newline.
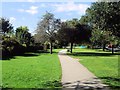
43, 80, 62, 88
100, 77, 120, 89
68, 52, 120, 57
1, 50, 50, 60
16, 53, 39, 57
52, 51, 59, 54
1, 56, 14, 60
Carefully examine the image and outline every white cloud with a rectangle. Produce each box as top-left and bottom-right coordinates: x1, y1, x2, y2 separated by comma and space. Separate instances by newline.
18, 9, 25, 12
3, 0, 98, 2
52, 2, 90, 15
61, 19, 67, 22
27, 0, 35, 2
18, 6, 39, 15
16, 0, 36, 2
9, 17, 16, 24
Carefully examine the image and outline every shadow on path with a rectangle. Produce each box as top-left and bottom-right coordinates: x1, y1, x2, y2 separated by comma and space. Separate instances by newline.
59, 50, 120, 89
62, 79, 110, 90
62, 78, 119, 90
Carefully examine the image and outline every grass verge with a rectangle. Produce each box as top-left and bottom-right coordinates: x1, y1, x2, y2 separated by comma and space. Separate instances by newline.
1, 50, 62, 88
68, 48, 120, 88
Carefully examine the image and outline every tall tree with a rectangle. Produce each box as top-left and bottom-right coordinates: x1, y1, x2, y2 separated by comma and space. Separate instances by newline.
90, 28, 112, 51
58, 21, 91, 53
36, 12, 61, 54
82, 1, 120, 53
0, 17, 13, 36
86, 2, 120, 37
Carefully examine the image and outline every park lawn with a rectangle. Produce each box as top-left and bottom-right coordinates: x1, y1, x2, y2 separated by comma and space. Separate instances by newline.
68, 48, 120, 88
47, 48, 63, 53
0, 51, 62, 88
53, 49, 63, 53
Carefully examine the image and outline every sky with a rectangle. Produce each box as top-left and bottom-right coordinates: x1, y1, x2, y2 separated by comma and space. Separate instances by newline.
1, 0, 94, 34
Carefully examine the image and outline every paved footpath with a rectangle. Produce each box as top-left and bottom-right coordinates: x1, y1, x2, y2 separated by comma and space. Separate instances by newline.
58, 50, 109, 90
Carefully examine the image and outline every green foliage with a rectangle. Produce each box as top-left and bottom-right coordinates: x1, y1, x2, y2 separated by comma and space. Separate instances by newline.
2, 46, 11, 59
86, 2, 120, 37
15, 26, 32, 46
79, 15, 89, 25
58, 19, 91, 53
66, 18, 79, 28
90, 29, 112, 46
1, 52, 62, 88
0, 17, 13, 35
80, 2, 120, 50
0, 18, 39, 59
2, 37, 26, 59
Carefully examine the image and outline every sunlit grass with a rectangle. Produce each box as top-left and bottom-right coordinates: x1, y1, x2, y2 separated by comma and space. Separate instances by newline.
68, 48, 120, 88
1, 52, 62, 88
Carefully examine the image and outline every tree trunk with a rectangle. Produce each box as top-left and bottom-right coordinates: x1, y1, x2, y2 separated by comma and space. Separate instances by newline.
103, 43, 106, 51
70, 42, 73, 53
112, 45, 114, 54
50, 42, 52, 54
44, 44, 47, 51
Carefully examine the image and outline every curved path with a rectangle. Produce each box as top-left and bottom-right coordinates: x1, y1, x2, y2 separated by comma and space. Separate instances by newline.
58, 50, 109, 90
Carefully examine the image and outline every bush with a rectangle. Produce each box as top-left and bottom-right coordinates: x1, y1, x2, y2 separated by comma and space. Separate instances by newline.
11, 43, 26, 55
2, 37, 26, 59
2, 37, 44, 60
26, 45, 43, 52
2, 46, 11, 60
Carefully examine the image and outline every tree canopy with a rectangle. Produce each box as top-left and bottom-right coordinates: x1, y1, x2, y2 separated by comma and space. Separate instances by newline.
58, 19, 91, 53
36, 12, 61, 54
15, 26, 32, 46
86, 2, 120, 37
80, 1, 120, 53
0, 17, 13, 36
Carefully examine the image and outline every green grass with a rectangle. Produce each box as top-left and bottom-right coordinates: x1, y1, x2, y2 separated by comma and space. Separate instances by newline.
68, 48, 120, 88
53, 49, 63, 52
0, 50, 62, 88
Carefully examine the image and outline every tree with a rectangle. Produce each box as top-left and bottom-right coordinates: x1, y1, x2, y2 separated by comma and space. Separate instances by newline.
58, 20, 91, 53
86, 2, 120, 37
0, 17, 13, 36
15, 26, 32, 46
36, 12, 61, 54
81, 1, 120, 53
90, 28, 112, 51
58, 27, 77, 53
79, 15, 89, 25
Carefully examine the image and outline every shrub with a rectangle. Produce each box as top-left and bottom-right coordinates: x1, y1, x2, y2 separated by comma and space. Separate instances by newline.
2, 46, 11, 60
2, 37, 26, 59
26, 45, 43, 52
2, 37, 44, 60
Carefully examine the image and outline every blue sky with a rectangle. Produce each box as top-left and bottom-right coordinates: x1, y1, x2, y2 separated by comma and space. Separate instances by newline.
1, 0, 93, 34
